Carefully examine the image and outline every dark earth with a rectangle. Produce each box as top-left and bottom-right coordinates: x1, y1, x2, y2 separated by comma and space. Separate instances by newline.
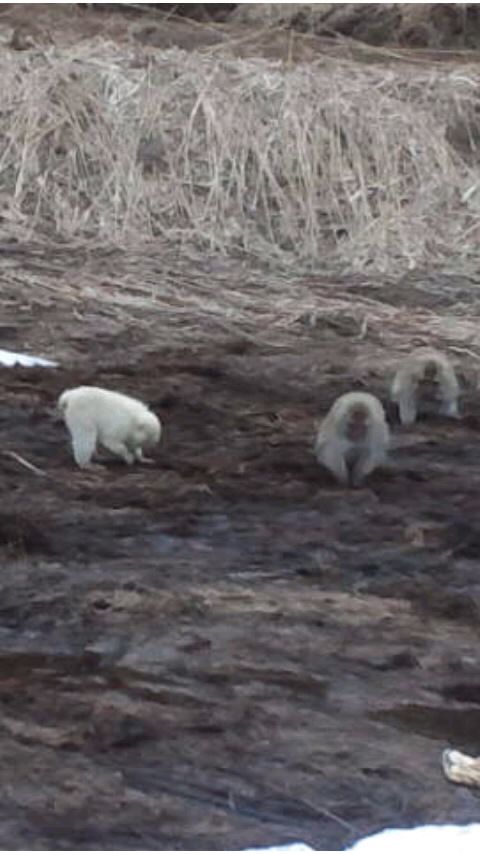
0, 242, 480, 851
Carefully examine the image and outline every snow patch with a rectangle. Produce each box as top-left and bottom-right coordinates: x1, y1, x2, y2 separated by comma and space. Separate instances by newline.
240, 824, 480, 853
0, 348, 57, 368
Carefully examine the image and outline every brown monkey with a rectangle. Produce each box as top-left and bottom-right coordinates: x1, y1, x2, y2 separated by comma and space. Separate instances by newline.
391, 347, 459, 426
314, 392, 389, 487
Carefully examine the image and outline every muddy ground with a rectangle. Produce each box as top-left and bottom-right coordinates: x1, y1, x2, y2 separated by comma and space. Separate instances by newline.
0, 245, 478, 851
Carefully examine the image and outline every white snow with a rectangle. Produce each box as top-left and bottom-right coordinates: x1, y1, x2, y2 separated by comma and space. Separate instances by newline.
0, 348, 57, 368
347, 824, 480, 853
239, 824, 480, 853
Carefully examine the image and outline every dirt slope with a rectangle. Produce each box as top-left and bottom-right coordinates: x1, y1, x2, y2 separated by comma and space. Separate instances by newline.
0, 5, 478, 851
0, 245, 479, 850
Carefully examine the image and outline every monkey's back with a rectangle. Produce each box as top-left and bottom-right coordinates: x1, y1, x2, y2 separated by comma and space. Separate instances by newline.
58, 385, 154, 441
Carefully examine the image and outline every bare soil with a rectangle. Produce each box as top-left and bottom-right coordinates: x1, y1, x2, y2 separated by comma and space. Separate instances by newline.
0, 244, 479, 851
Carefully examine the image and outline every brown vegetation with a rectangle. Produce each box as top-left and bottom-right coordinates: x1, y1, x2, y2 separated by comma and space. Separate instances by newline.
0, 23, 479, 276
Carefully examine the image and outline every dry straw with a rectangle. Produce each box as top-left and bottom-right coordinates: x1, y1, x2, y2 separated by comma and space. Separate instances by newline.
1, 37, 480, 275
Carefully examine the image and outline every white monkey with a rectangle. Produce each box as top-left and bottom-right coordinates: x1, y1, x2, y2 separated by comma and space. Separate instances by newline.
58, 386, 161, 468
391, 347, 459, 426
314, 391, 390, 487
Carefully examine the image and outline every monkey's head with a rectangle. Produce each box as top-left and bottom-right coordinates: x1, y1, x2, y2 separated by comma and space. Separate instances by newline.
422, 360, 439, 382
57, 389, 72, 418
140, 411, 162, 448
418, 359, 441, 403
345, 405, 369, 441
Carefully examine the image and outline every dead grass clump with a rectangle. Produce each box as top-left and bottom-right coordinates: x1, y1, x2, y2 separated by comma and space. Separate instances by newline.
1, 40, 480, 273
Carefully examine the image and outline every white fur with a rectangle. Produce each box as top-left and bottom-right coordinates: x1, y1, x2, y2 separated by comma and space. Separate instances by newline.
58, 386, 161, 468
391, 347, 459, 425
315, 391, 390, 487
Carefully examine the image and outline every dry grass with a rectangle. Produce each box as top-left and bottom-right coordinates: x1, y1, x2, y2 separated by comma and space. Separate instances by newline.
5, 240, 480, 364
1, 36, 480, 277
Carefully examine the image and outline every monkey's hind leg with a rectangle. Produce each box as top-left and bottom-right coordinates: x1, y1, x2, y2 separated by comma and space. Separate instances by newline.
69, 422, 98, 469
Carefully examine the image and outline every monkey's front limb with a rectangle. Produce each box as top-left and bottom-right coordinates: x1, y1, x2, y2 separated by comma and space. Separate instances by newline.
439, 397, 459, 418
102, 438, 135, 465
351, 451, 381, 487
397, 391, 417, 426
134, 447, 155, 464
317, 441, 349, 486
